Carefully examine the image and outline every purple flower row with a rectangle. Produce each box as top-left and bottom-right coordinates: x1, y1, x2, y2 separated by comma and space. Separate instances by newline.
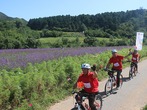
0, 46, 130, 69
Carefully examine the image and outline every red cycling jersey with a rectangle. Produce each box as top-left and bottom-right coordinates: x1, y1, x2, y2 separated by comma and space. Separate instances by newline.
77, 72, 99, 93
132, 53, 140, 62
108, 55, 124, 70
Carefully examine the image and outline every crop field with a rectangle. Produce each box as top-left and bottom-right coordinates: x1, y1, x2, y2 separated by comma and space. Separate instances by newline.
0, 46, 129, 69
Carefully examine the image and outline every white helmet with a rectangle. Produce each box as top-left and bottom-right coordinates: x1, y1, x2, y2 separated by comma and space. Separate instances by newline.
112, 49, 117, 53
81, 63, 91, 69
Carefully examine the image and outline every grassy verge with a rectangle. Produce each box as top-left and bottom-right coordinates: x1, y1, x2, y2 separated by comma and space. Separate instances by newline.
143, 105, 147, 110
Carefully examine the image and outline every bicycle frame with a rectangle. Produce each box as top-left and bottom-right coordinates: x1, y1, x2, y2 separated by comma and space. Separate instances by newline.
104, 69, 123, 95
72, 91, 91, 110
129, 62, 137, 79
72, 91, 102, 110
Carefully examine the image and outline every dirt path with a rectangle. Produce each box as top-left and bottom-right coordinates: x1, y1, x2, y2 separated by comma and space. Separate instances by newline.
48, 60, 147, 110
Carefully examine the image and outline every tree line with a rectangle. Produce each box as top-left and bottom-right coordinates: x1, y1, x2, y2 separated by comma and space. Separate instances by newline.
0, 18, 41, 49
28, 8, 147, 39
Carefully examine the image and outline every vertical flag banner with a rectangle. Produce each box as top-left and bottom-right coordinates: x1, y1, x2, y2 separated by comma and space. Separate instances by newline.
136, 32, 144, 50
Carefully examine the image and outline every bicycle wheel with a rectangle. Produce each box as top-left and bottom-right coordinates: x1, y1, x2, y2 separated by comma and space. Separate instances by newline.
105, 79, 112, 95
95, 94, 102, 110
129, 68, 133, 79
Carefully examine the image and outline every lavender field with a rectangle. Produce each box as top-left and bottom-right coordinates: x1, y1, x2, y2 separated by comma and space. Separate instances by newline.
0, 46, 130, 69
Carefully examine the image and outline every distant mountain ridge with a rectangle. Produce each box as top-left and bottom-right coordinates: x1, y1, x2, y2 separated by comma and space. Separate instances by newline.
0, 12, 27, 22
0, 12, 13, 20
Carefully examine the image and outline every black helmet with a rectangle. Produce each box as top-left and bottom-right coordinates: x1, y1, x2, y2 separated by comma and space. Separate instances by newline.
134, 49, 138, 53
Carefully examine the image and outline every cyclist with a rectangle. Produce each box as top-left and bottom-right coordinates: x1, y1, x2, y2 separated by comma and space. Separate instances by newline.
128, 49, 140, 73
105, 49, 128, 89
73, 63, 99, 110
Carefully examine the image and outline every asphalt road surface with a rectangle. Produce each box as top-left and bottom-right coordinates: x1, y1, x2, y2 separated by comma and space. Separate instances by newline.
48, 59, 147, 110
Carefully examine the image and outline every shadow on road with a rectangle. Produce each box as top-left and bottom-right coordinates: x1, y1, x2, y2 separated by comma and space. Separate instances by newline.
99, 76, 131, 99
99, 90, 117, 99
122, 77, 130, 82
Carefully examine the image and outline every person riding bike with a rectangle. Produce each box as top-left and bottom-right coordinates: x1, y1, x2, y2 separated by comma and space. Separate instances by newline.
73, 63, 99, 110
105, 49, 128, 89
128, 49, 140, 73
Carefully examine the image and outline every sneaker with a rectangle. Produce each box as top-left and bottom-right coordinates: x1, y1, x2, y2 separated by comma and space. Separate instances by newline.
116, 86, 120, 90
116, 87, 119, 90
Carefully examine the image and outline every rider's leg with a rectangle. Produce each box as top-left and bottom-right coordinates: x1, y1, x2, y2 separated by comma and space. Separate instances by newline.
75, 90, 86, 110
75, 95, 85, 110
116, 70, 122, 88
130, 62, 133, 72
88, 94, 97, 110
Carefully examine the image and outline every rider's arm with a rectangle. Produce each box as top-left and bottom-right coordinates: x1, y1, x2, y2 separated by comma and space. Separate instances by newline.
106, 62, 111, 69
124, 54, 130, 59
124, 49, 132, 59
73, 75, 82, 89
124, 51, 132, 59
136, 55, 141, 63
138, 55, 141, 62
124, 55, 131, 62
73, 82, 77, 89
93, 71, 98, 78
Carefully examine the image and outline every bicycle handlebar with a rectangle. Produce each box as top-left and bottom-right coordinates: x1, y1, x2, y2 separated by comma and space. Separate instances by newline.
103, 68, 114, 72
126, 60, 132, 62
72, 90, 97, 96
72, 90, 77, 94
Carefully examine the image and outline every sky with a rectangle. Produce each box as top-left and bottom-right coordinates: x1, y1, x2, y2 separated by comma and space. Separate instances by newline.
0, 0, 147, 21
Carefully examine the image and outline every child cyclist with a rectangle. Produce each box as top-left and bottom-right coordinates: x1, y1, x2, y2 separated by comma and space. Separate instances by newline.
128, 49, 140, 73
105, 49, 129, 89
73, 63, 99, 110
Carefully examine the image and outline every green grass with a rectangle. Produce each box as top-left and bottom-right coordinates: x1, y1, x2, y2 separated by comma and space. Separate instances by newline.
62, 32, 85, 37
143, 105, 147, 110
39, 37, 83, 43
39, 37, 111, 44
38, 31, 123, 47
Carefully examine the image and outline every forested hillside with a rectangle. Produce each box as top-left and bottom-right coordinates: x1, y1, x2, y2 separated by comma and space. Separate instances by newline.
0, 12, 41, 49
28, 9, 147, 38
1, 9, 147, 49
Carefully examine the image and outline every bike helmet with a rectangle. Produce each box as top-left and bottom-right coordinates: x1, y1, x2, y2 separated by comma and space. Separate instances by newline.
134, 49, 138, 53
81, 63, 91, 69
111, 49, 117, 53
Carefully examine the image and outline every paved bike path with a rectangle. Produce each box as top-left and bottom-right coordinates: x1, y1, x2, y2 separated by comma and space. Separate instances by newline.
48, 59, 147, 110
101, 59, 147, 110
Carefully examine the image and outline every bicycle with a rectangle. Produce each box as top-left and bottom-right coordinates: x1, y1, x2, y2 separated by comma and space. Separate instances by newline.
104, 69, 123, 96
128, 61, 138, 79
71, 90, 102, 110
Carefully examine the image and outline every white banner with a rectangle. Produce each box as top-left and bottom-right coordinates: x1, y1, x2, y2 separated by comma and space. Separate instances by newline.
136, 32, 144, 50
